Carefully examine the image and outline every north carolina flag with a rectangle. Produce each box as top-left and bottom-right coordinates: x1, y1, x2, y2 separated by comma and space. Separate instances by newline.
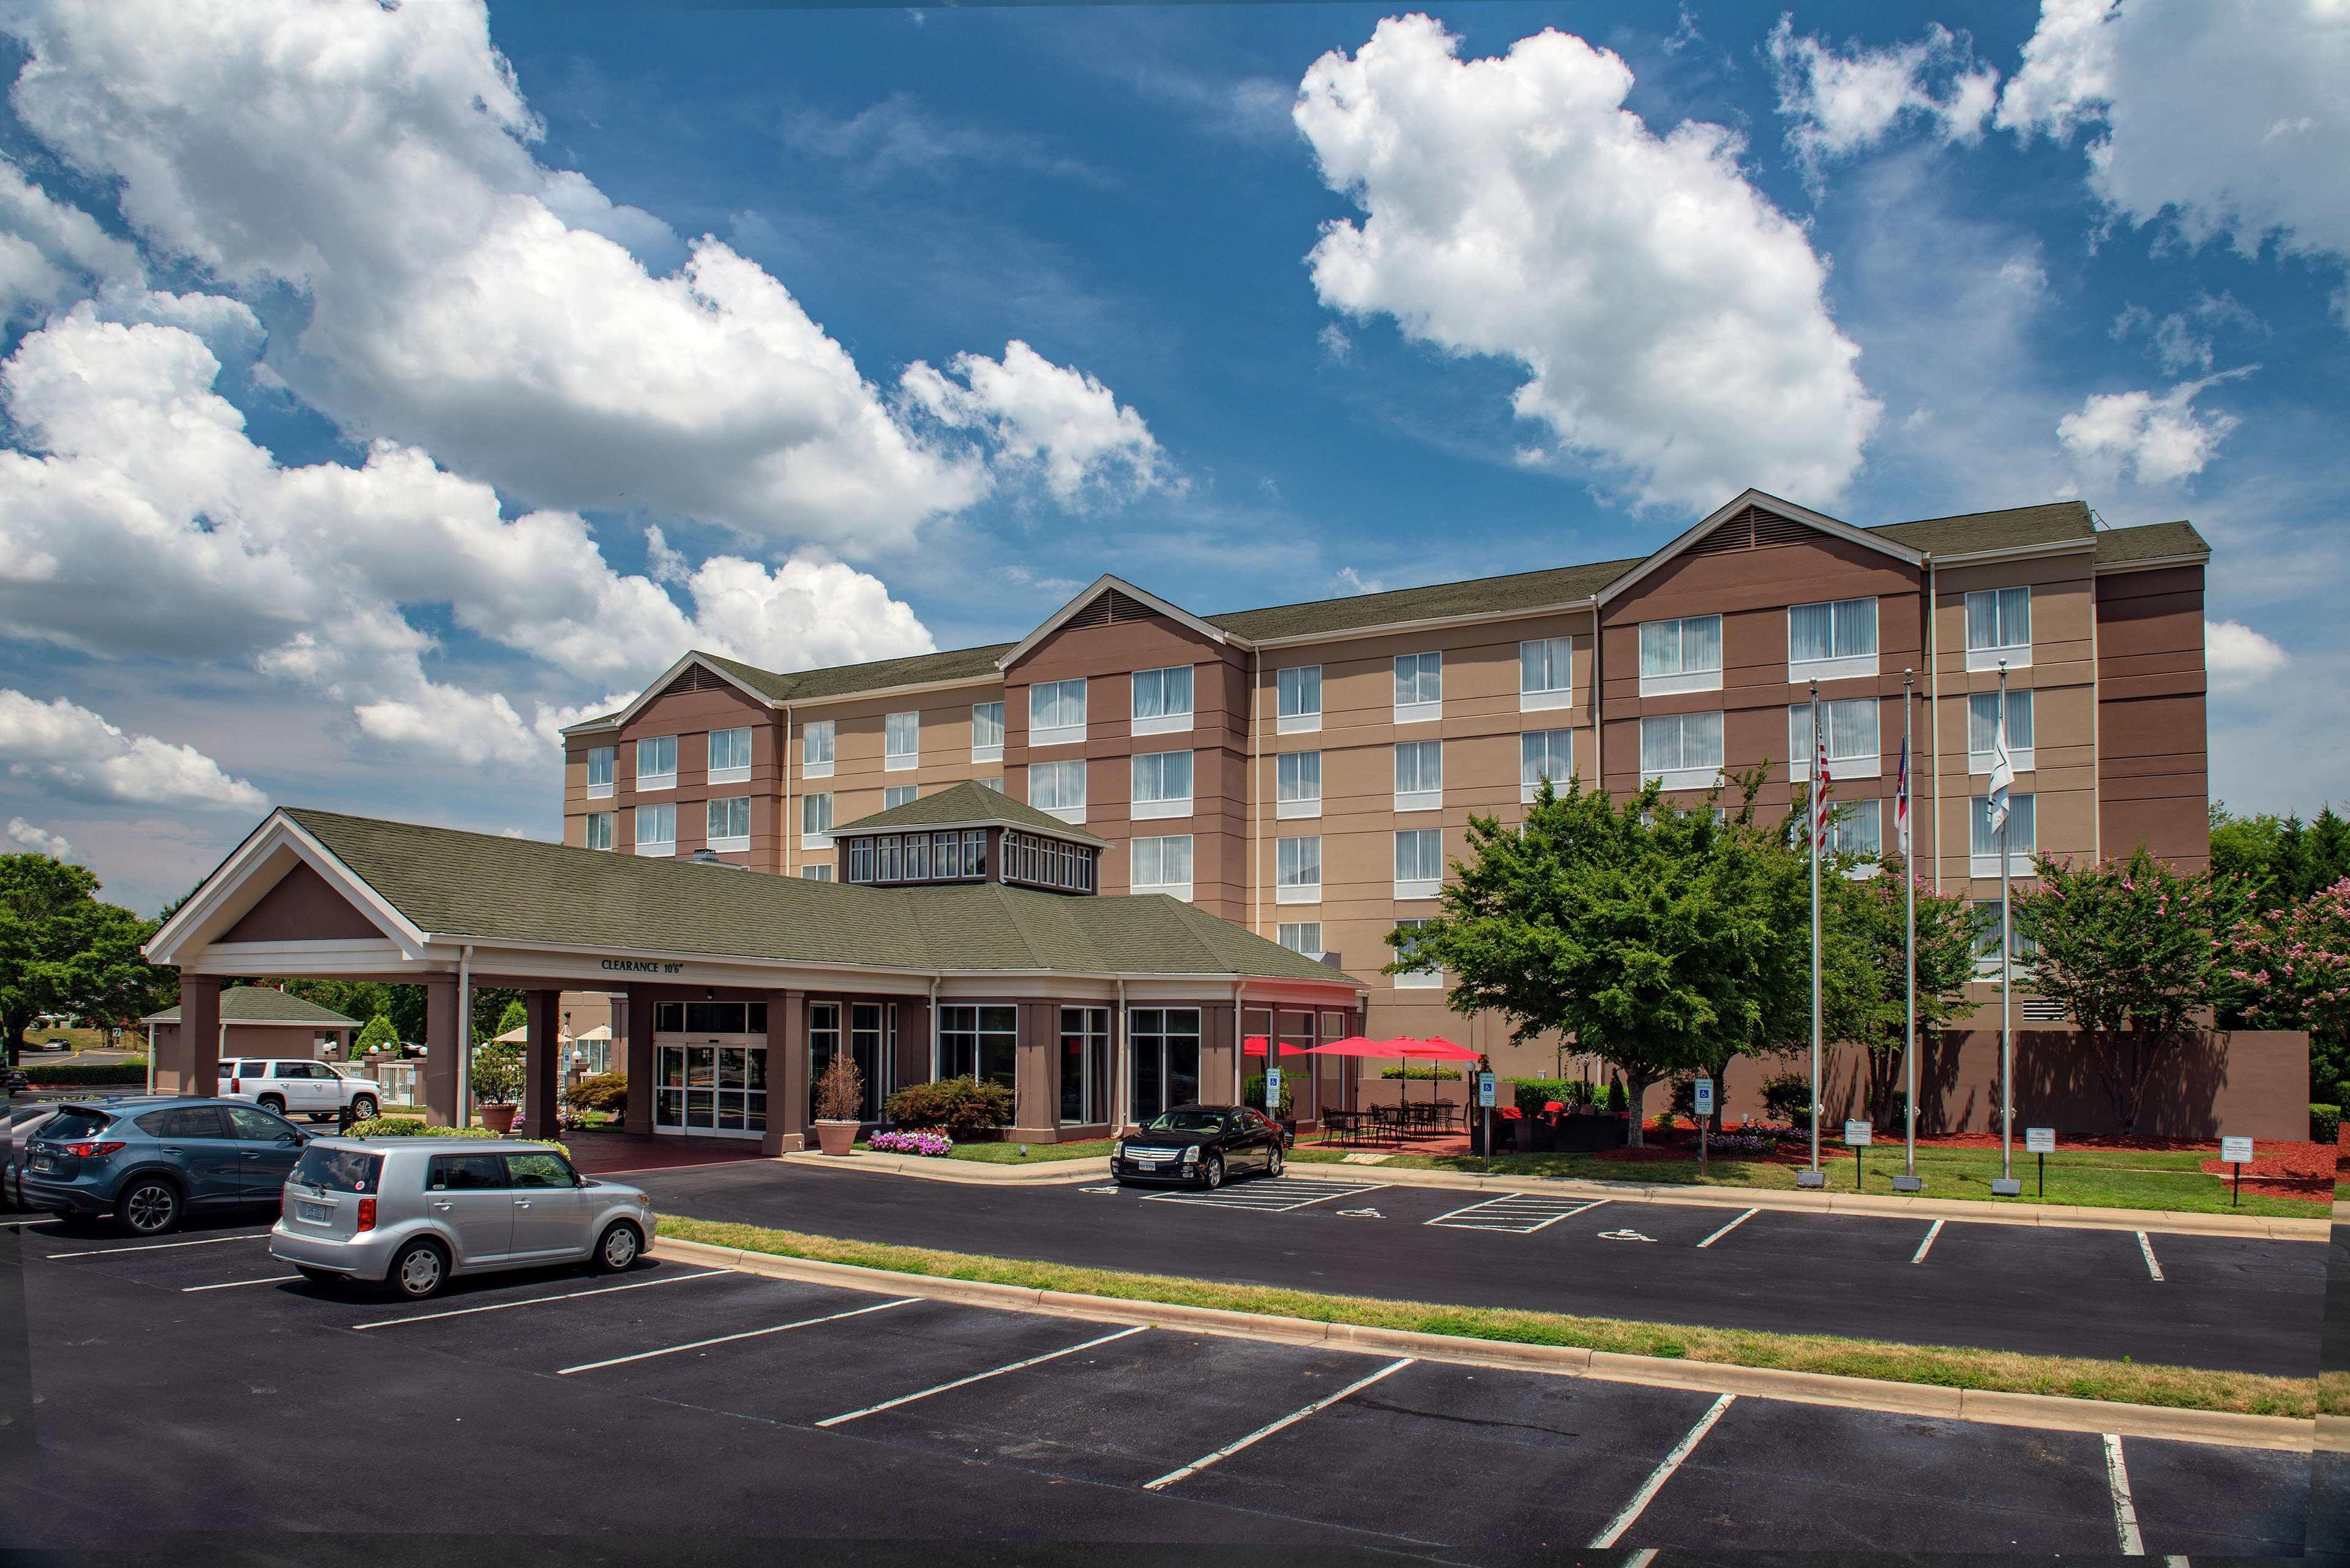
1894, 735, 1910, 856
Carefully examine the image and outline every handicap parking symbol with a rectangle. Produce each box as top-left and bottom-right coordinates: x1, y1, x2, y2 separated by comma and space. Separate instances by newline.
1080, 1185, 1122, 1194
1598, 1227, 1658, 1243
1336, 1207, 1386, 1219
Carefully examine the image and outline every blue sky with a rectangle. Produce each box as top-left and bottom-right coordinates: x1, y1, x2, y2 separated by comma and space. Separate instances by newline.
0, 0, 2340, 913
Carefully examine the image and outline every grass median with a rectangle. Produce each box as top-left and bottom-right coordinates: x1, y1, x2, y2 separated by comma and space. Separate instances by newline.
654, 1214, 2314, 1419
861, 1137, 1113, 1164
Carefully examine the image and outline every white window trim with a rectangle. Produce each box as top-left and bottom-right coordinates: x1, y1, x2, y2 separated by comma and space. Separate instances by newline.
1394, 788, 1442, 813
803, 759, 836, 780
1520, 688, 1573, 713
1969, 746, 2037, 776
1132, 797, 1191, 821
1278, 923, 1324, 961
1970, 849, 2037, 878
707, 729, 753, 786
633, 810, 676, 858
801, 831, 833, 851
586, 780, 614, 801
1274, 881, 1320, 905
1276, 711, 1322, 736
1642, 765, 1725, 791
706, 832, 751, 853
1639, 669, 1723, 698
1041, 805, 1087, 826
635, 737, 677, 793
884, 713, 919, 772
1031, 722, 1087, 748
1276, 797, 1320, 821
1393, 698, 1442, 725
1394, 878, 1441, 902
1788, 653, 1878, 684
1131, 837, 1196, 904
1792, 753, 1883, 782
1967, 643, 2033, 673
1132, 711, 1192, 737
970, 744, 1004, 765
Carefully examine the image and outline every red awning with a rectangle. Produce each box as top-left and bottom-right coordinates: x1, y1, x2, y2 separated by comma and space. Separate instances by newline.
1242, 1036, 1314, 1058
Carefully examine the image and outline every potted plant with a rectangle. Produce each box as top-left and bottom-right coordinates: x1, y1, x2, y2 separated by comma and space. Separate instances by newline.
813, 1053, 864, 1155
471, 1039, 524, 1135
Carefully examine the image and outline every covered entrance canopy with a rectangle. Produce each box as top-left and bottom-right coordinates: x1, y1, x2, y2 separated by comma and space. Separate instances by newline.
144, 807, 1363, 1152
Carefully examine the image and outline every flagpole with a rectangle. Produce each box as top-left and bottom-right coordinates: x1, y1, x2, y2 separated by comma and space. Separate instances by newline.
1902, 670, 1920, 1189
1803, 677, 1824, 1187
1996, 657, 2018, 1196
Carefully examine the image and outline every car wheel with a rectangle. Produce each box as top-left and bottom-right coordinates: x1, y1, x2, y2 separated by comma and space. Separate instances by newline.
1200, 1153, 1224, 1190
294, 1265, 340, 1288
591, 1220, 643, 1274
256, 1094, 286, 1116
116, 1177, 181, 1236
1267, 1145, 1285, 1179
350, 1095, 378, 1121
386, 1238, 448, 1301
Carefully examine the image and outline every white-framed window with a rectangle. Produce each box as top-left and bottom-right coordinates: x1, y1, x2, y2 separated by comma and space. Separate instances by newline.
706, 795, 751, 853
885, 710, 919, 771
583, 810, 615, 851
1789, 698, 1882, 780
1392, 918, 1442, 988
1276, 750, 1322, 819
1966, 586, 2032, 671
1968, 689, 2035, 775
1030, 678, 1088, 746
1131, 834, 1194, 900
1275, 835, 1321, 904
1393, 651, 1443, 723
1394, 739, 1442, 811
976, 775, 1003, 793
635, 734, 677, 791
1969, 793, 2037, 877
1638, 615, 1723, 695
1030, 758, 1087, 823
707, 726, 752, 785
1788, 597, 1879, 682
1131, 750, 1194, 819
800, 791, 834, 848
801, 719, 835, 778
883, 784, 917, 810
1394, 827, 1443, 900
1970, 895, 2040, 973
1823, 799, 1882, 867
1278, 922, 1323, 960
802, 864, 833, 881
633, 802, 675, 857
1520, 637, 1573, 711
971, 701, 1005, 764
1277, 665, 1322, 734
1132, 665, 1194, 736
585, 745, 615, 800
1521, 730, 1574, 802
1639, 711, 1724, 790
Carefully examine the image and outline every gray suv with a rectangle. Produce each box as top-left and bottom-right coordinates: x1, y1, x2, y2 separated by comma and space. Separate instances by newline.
270, 1138, 653, 1300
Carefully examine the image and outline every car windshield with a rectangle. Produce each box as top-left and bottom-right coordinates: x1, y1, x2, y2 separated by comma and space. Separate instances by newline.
291, 1146, 383, 1193
1143, 1110, 1227, 1133
37, 1109, 110, 1141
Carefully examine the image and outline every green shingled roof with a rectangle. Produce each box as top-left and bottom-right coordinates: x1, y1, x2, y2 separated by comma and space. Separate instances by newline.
834, 780, 1107, 845
2094, 519, 2210, 566
143, 988, 360, 1027
1871, 500, 2096, 556
1205, 556, 1641, 642
279, 808, 1352, 985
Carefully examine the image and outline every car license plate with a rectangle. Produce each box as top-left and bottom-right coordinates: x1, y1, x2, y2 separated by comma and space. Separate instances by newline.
297, 1201, 332, 1225
1134, 1159, 1161, 1170
30, 1154, 54, 1172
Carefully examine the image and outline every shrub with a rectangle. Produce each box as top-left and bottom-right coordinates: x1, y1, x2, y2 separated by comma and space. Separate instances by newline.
867, 1129, 953, 1157
814, 1053, 865, 1122
1244, 1073, 1295, 1117
1511, 1078, 1592, 1115
1378, 1065, 1462, 1080
470, 1039, 523, 1106
345, 1117, 570, 1160
1603, 1080, 1628, 1114
2311, 1103, 2342, 1144
353, 1014, 400, 1059
564, 1071, 628, 1115
20, 1061, 148, 1085
1760, 1072, 1814, 1129
883, 1075, 1013, 1137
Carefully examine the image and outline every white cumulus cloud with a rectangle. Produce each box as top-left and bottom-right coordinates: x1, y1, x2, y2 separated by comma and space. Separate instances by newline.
2055, 374, 2243, 485
0, 689, 266, 812
1293, 15, 1880, 513
2205, 619, 2289, 690
6, 817, 74, 859
1766, 17, 2000, 171
900, 340, 1175, 507
1996, 0, 2350, 312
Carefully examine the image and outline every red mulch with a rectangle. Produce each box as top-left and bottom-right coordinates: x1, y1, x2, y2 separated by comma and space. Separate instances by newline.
2196, 1140, 2340, 1195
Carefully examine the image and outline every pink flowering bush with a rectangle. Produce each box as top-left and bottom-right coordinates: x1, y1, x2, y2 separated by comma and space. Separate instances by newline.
867, 1129, 954, 1157
2224, 877, 2350, 1102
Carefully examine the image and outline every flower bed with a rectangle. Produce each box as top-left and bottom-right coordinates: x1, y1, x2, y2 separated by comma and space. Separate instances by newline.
866, 1129, 953, 1158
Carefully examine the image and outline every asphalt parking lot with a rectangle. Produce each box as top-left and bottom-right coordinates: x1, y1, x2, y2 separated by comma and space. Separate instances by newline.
3, 1211, 2314, 1559
633, 1162, 2328, 1376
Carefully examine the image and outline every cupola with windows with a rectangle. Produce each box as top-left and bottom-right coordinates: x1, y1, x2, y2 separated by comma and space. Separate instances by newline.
831, 780, 1105, 895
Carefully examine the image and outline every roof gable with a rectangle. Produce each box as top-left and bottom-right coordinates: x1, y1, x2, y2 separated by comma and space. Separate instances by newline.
995, 575, 1233, 671
1597, 490, 1922, 608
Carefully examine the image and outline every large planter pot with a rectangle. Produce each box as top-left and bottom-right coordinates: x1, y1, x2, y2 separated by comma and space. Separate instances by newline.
814, 1119, 859, 1157
480, 1103, 519, 1135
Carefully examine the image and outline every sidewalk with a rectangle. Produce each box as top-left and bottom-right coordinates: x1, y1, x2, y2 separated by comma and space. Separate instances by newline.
776, 1148, 2328, 1239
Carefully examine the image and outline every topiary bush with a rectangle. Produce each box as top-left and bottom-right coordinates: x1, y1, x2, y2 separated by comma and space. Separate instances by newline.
2311, 1103, 2341, 1144
1603, 1080, 1628, 1114
883, 1075, 1014, 1137
564, 1071, 627, 1115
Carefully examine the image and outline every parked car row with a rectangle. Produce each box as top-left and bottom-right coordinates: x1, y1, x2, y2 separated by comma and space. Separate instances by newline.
12, 1095, 651, 1302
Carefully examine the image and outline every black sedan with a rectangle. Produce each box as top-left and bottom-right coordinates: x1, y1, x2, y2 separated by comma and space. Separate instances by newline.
1112, 1104, 1285, 1189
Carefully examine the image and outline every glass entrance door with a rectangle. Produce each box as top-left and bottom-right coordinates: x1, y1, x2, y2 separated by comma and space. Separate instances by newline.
1127, 1008, 1201, 1122
654, 1043, 767, 1137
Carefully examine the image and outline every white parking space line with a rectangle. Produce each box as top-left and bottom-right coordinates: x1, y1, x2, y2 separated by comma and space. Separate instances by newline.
0, 1216, 60, 1228
1588, 1393, 1736, 1548
556, 1296, 916, 1375
1142, 1357, 1414, 1491
1695, 1208, 1759, 1249
353, 1267, 732, 1331
1426, 1195, 1606, 1233
1625, 1551, 1659, 1568
816, 1324, 1148, 1427
2104, 1433, 2146, 1556
183, 1274, 301, 1292
47, 1232, 268, 1259
1143, 1178, 1389, 1214
1912, 1219, 1945, 1264
2137, 1231, 2165, 1282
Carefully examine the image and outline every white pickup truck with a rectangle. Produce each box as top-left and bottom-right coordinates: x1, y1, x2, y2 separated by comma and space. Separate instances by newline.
217, 1058, 382, 1123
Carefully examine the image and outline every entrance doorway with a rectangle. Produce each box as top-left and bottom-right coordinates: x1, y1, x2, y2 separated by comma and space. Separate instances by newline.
1128, 1007, 1201, 1121
653, 1042, 769, 1138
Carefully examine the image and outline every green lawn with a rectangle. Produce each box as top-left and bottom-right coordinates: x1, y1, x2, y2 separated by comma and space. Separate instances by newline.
856, 1137, 1115, 1164
1292, 1139, 2327, 1218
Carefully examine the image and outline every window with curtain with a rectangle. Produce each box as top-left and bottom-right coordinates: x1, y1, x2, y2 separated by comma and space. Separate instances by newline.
633, 802, 675, 855
1277, 665, 1322, 730
1030, 678, 1088, 737
1639, 711, 1724, 780
708, 726, 752, 782
1966, 586, 2033, 669
1131, 750, 1193, 815
706, 796, 750, 848
1278, 922, 1322, 957
1276, 750, 1322, 813
885, 711, 919, 769
1132, 834, 1194, 893
1029, 759, 1086, 813
1637, 616, 1723, 684
1394, 828, 1442, 891
883, 785, 915, 810
801, 791, 833, 838
1131, 665, 1194, 726
1393, 651, 1443, 711
1276, 835, 1321, 900
1521, 730, 1573, 796
971, 701, 1005, 757
585, 745, 614, 797
635, 734, 677, 788
1394, 739, 1442, 805
1825, 800, 1882, 860
1519, 636, 1572, 706
1967, 690, 2035, 767
1788, 699, 1881, 777
801, 720, 834, 774
1969, 793, 2037, 871
1392, 919, 1440, 987
1787, 597, 1879, 676
583, 812, 613, 851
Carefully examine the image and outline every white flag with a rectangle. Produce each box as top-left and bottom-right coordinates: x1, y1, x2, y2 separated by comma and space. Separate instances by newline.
1987, 698, 2014, 833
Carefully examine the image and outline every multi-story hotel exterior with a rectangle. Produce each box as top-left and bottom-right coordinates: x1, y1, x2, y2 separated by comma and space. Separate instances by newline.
559, 489, 2215, 1089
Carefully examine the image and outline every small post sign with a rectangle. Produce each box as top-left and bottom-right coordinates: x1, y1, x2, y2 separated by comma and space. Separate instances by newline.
1695, 1078, 1715, 1176
1264, 1068, 1281, 1112
1475, 1070, 1497, 1108
1844, 1119, 1871, 1189
2026, 1126, 2054, 1196
1476, 1070, 1497, 1176
2221, 1135, 2254, 1206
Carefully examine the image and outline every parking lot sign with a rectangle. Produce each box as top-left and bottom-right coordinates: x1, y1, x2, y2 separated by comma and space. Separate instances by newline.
1264, 1068, 1281, 1109
1475, 1071, 1496, 1108
1694, 1078, 1713, 1116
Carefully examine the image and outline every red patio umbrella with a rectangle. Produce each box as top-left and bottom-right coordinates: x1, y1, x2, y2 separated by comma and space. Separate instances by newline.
1305, 1035, 1480, 1120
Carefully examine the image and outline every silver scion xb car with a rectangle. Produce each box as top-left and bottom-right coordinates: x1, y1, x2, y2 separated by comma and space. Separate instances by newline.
269, 1137, 654, 1300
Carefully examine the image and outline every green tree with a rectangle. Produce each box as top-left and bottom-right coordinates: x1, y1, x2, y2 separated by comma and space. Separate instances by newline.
353, 1014, 400, 1059
2210, 801, 2350, 906
2223, 878, 2350, 1105
492, 996, 527, 1042
2010, 846, 2227, 1132
1819, 857, 1981, 1126
474, 987, 523, 1047
1391, 771, 1810, 1147
0, 853, 172, 1065
470, 1038, 524, 1107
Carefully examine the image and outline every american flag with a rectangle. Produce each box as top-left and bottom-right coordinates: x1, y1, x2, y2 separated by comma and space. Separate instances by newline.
1894, 735, 1910, 856
1811, 709, 1833, 843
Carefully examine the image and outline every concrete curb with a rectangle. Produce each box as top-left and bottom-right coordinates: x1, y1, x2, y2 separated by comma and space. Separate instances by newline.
649, 1233, 2313, 1454
765, 1149, 2326, 1239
